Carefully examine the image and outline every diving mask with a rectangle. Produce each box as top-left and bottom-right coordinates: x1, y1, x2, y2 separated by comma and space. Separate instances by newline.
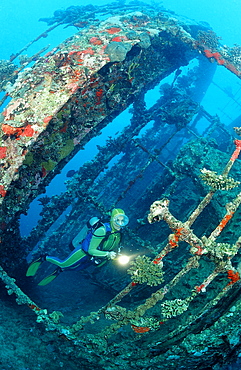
113, 214, 129, 228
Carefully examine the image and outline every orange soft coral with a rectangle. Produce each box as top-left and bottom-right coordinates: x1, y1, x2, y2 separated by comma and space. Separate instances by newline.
0, 147, 7, 159
105, 27, 121, 34
2, 123, 34, 138
131, 325, 150, 333
0, 185, 7, 197
227, 270, 240, 285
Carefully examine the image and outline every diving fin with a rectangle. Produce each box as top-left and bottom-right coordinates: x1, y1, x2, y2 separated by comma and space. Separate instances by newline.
38, 267, 62, 286
26, 255, 46, 277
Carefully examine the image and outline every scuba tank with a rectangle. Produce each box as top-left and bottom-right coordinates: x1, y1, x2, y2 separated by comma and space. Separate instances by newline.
72, 217, 101, 249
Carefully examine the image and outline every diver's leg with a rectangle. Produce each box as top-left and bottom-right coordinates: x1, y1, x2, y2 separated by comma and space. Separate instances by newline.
38, 253, 90, 286
46, 248, 86, 269
67, 255, 94, 271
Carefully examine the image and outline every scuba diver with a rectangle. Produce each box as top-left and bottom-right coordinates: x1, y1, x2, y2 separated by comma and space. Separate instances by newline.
26, 208, 129, 286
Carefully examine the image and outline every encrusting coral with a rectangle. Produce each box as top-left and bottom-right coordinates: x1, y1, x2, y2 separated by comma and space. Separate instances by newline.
201, 236, 240, 260
130, 316, 161, 331
161, 297, 193, 319
200, 168, 240, 190
127, 255, 164, 286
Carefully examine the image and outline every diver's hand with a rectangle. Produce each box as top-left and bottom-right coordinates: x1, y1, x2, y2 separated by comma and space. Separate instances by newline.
107, 251, 117, 260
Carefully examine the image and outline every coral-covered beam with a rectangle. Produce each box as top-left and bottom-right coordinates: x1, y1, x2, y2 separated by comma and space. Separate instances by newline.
201, 48, 241, 78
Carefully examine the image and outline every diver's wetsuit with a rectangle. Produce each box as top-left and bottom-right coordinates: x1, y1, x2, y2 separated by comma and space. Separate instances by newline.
46, 224, 121, 271
26, 208, 127, 285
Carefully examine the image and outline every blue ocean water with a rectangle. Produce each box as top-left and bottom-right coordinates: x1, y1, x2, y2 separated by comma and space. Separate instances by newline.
1, 0, 240, 57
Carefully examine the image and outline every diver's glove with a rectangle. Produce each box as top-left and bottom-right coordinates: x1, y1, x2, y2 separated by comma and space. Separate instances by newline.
107, 251, 117, 260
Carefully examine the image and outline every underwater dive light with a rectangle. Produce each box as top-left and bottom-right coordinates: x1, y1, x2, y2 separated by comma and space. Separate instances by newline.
117, 254, 131, 265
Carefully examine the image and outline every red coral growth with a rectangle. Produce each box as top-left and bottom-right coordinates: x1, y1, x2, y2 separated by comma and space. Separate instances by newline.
81, 47, 94, 55
41, 167, 47, 178
169, 239, 177, 248
231, 139, 241, 161
218, 213, 233, 231
204, 49, 219, 59
131, 325, 150, 333
204, 49, 240, 75
105, 27, 122, 34
111, 36, 127, 42
96, 89, 103, 97
0, 185, 7, 197
43, 116, 53, 124
153, 257, 162, 265
195, 283, 205, 293
193, 245, 204, 255
168, 228, 184, 248
211, 52, 225, 65
21, 124, 34, 137
234, 139, 241, 149
28, 304, 41, 312
0, 147, 7, 159
2, 123, 34, 138
102, 45, 107, 50
96, 89, 104, 105
2, 123, 20, 136
216, 58, 225, 65
68, 50, 81, 56
89, 37, 102, 45
204, 49, 225, 65
67, 82, 79, 93
175, 227, 184, 238
227, 270, 240, 285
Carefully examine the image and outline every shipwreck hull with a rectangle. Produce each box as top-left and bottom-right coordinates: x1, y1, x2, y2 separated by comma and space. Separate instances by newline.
1, 4, 241, 369
0, 9, 213, 253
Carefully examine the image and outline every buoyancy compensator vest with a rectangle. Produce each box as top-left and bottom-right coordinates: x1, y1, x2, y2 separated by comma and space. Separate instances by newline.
81, 218, 112, 254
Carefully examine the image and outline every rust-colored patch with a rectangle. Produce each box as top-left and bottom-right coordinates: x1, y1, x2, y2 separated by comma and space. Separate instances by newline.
0, 185, 7, 197
111, 36, 127, 42
2, 123, 34, 138
105, 27, 122, 34
218, 213, 233, 231
131, 325, 150, 333
0, 147, 7, 159
28, 304, 41, 311
89, 37, 102, 45
43, 116, 53, 124
21, 124, 34, 137
227, 270, 240, 285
